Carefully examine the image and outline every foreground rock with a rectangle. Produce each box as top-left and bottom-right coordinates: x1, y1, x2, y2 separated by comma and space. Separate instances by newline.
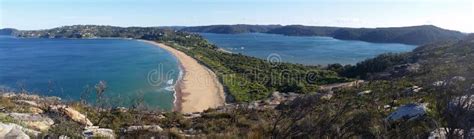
0, 122, 41, 138
7, 113, 54, 131
83, 126, 115, 138
386, 103, 428, 122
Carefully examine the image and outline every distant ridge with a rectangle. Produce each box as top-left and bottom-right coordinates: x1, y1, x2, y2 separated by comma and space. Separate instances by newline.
0, 28, 18, 35
181, 25, 466, 45
3, 24, 466, 45
181, 24, 282, 34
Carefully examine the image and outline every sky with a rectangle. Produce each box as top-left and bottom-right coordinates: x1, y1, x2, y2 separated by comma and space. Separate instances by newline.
1, 0, 473, 32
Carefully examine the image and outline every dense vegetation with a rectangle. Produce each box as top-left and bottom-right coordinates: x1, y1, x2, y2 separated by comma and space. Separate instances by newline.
330, 34, 474, 81
181, 24, 466, 45
328, 53, 413, 79
14, 25, 349, 102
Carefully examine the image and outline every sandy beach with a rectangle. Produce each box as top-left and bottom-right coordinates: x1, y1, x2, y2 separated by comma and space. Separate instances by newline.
140, 40, 225, 113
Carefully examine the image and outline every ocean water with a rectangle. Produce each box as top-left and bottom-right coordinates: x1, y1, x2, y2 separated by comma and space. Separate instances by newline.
201, 33, 417, 65
0, 36, 179, 110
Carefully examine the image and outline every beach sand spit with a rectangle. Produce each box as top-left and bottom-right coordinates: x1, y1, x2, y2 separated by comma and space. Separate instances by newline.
140, 40, 225, 113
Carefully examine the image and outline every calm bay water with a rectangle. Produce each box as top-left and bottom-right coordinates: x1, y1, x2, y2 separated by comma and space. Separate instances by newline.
0, 36, 179, 110
201, 33, 417, 65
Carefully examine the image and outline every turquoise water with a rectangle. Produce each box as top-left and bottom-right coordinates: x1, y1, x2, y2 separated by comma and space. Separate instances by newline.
0, 36, 179, 110
201, 33, 417, 65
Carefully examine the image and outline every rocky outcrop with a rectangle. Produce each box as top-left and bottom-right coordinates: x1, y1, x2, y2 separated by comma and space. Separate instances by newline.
49, 105, 93, 126
7, 113, 54, 131
213, 92, 301, 112
429, 128, 474, 139
83, 126, 115, 138
449, 95, 474, 111
386, 103, 428, 122
0, 122, 41, 138
432, 76, 467, 87
319, 80, 365, 91
252, 92, 300, 109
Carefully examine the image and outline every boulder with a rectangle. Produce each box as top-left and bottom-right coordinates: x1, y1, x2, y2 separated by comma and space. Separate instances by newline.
7, 113, 54, 131
122, 125, 163, 133
268, 92, 284, 105
412, 86, 422, 93
386, 103, 428, 122
50, 105, 93, 126
404, 86, 423, 95
357, 90, 372, 96
433, 81, 446, 87
83, 126, 115, 138
449, 95, 474, 111
451, 76, 466, 82
0, 122, 41, 138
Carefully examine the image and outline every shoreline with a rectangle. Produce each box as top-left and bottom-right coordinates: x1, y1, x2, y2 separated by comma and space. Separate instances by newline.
172, 63, 185, 112
139, 40, 225, 113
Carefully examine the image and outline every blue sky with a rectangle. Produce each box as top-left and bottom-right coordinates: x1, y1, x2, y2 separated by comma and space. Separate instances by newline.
1, 0, 473, 32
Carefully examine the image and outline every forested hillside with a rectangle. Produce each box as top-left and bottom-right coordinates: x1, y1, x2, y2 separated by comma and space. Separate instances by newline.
332, 34, 474, 83
181, 25, 466, 45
